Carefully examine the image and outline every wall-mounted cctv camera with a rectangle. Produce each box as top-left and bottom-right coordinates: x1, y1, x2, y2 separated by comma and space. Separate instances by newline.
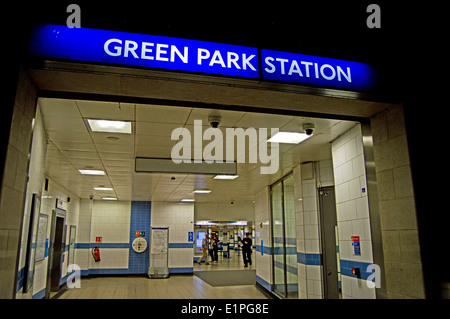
303, 123, 315, 136
208, 114, 222, 128
89, 195, 94, 200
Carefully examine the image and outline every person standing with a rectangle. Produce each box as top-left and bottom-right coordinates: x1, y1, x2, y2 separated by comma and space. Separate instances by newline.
211, 234, 221, 264
242, 233, 252, 267
197, 233, 210, 265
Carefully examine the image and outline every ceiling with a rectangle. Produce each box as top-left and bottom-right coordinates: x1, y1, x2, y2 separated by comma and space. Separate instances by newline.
38, 98, 357, 203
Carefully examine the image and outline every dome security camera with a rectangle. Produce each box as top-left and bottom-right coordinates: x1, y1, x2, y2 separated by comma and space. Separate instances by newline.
303, 123, 315, 136
208, 114, 222, 129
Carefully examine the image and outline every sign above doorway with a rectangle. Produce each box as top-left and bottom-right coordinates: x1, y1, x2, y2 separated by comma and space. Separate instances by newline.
28, 24, 376, 91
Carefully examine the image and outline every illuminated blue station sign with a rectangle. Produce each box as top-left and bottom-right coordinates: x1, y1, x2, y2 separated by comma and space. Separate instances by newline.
29, 24, 376, 91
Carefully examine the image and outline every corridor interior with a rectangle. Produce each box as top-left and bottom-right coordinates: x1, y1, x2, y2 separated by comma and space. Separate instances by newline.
32, 97, 357, 299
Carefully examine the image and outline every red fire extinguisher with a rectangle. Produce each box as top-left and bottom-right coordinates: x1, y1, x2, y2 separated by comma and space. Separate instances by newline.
92, 246, 101, 262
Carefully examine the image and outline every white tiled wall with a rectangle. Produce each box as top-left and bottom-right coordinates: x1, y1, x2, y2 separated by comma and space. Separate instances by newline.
15, 101, 82, 299
151, 202, 194, 271
195, 202, 254, 221
91, 201, 131, 244
74, 199, 92, 271
88, 249, 129, 270
16, 105, 47, 299
294, 160, 333, 299
89, 200, 131, 270
28, 180, 81, 299
332, 124, 376, 299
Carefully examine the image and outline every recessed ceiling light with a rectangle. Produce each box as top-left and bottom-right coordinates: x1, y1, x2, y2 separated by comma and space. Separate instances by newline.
102, 197, 117, 200
213, 175, 239, 180
87, 119, 132, 134
181, 199, 195, 202
79, 169, 105, 175
194, 190, 212, 194
94, 187, 114, 191
268, 132, 311, 144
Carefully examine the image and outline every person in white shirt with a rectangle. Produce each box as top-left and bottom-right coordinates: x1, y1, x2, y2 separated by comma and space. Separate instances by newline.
197, 233, 210, 265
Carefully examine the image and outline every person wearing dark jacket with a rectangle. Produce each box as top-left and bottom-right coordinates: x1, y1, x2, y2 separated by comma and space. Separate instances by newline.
242, 233, 252, 267
211, 234, 221, 264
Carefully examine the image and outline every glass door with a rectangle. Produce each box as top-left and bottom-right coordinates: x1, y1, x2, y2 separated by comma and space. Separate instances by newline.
271, 173, 298, 298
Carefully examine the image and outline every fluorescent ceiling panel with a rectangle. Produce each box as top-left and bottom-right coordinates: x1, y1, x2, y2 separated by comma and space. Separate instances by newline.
102, 197, 118, 200
87, 119, 132, 134
213, 175, 239, 180
268, 132, 311, 144
194, 190, 212, 194
79, 169, 105, 175
94, 187, 114, 191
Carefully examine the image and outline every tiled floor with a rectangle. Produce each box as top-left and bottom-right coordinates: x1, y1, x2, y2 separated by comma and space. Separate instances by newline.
195, 249, 253, 271
57, 251, 267, 299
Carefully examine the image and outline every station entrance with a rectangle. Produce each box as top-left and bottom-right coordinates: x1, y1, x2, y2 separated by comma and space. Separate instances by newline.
28, 93, 359, 297
3, 52, 423, 299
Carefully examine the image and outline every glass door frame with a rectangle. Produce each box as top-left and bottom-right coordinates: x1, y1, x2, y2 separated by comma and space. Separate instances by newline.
269, 171, 293, 299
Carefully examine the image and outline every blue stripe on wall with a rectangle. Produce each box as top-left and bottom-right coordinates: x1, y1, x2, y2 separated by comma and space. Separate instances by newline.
273, 237, 297, 245
256, 245, 323, 266
80, 267, 193, 276
297, 252, 323, 266
274, 260, 298, 275
273, 246, 297, 255
75, 243, 129, 249
75, 242, 194, 250
32, 288, 46, 299
16, 267, 25, 293
340, 259, 374, 280
256, 245, 272, 255
256, 244, 323, 267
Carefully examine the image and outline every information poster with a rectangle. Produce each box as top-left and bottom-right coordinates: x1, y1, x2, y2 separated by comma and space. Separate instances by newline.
150, 228, 168, 254
148, 227, 169, 278
35, 214, 48, 262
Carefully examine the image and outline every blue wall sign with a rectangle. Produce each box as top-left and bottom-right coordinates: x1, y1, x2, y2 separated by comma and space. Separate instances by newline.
352, 236, 361, 256
29, 24, 258, 79
188, 231, 194, 242
28, 24, 376, 91
261, 49, 376, 91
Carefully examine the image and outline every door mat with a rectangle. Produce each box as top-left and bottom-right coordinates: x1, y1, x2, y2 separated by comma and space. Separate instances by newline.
194, 270, 256, 287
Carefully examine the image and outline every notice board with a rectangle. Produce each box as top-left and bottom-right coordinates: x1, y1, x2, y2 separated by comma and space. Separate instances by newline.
148, 227, 169, 278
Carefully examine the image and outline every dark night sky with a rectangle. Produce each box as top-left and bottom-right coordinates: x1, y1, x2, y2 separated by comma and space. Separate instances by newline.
18, 1, 404, 62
